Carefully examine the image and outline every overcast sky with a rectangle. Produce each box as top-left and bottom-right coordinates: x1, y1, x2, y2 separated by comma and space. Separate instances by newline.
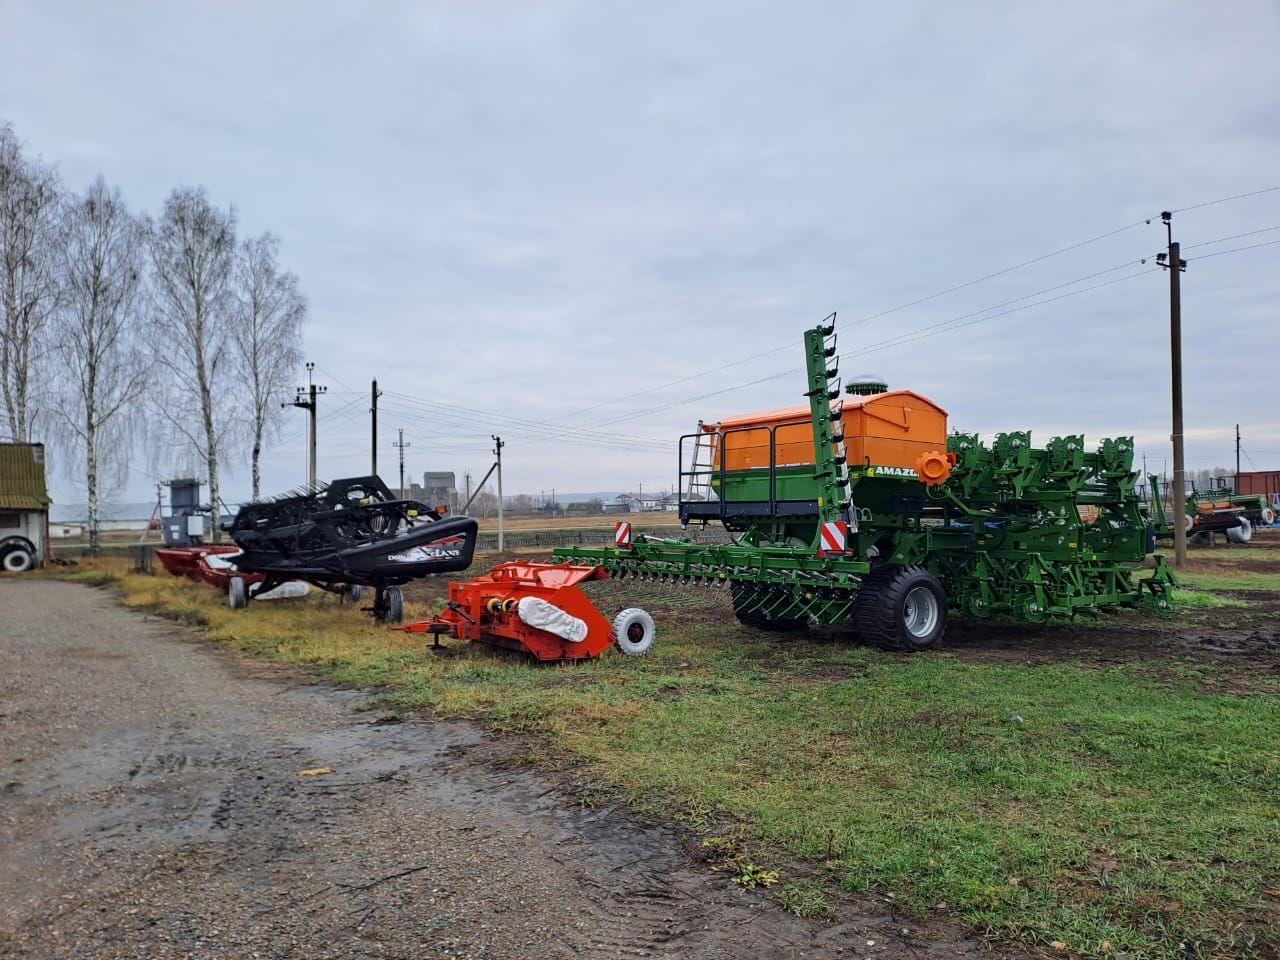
3, 1, 1279, 511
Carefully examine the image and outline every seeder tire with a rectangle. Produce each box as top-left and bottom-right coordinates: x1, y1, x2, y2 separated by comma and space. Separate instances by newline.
1226, 516, 1253, 545
342, 583, 365, 604
228, 576, 248, 610
854, 565, 947, 652
612, 607, 655, 656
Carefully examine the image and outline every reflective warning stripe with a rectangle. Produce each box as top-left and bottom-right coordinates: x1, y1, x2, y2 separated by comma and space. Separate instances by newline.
615, 521, 633, 548
818, 520, 846, 556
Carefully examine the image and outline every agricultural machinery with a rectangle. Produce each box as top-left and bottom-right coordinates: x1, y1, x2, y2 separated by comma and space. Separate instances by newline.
223, 475, 478, 621
1147, 474, 1275, 546
536, 315, 1177, 651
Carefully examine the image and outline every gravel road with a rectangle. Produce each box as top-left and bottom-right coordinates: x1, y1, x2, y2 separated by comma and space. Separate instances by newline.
0, 579, 1022, 959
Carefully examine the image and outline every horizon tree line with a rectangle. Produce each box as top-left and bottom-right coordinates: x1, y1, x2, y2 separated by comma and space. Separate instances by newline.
0, 122, 305, 552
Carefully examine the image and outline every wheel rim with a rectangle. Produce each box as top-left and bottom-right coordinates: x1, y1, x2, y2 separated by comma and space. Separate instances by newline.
902, 586, 939, 639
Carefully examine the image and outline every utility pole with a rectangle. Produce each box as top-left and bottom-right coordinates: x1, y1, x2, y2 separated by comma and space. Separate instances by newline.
286, 361, 326, 492
464, 470, 472, 516
492, 435, 505, 552
393, 429, 411, 499
1236, 424, 1241, 482
1156, 213, 1187, 568
370, 379, 382, 476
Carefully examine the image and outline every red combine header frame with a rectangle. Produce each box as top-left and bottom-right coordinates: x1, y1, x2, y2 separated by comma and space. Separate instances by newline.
398, 561, 655, 662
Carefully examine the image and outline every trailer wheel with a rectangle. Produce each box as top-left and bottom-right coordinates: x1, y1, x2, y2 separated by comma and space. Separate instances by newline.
1226, 516, 1253, 545
385, 586, 404, 625
612, 607, 655, 656
1261, 508, 1276, 525
228, 576, 248, 610
1, 544, 34, 573
854, 565, 947, 652
342, 583, 365, 603
729, 582, 807, 632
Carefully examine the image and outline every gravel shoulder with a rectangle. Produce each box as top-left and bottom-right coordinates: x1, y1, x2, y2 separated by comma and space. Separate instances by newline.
0, 578, 1022, 959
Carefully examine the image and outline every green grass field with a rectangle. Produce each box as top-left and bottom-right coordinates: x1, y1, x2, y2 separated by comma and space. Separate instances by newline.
48, 549, 1280, 960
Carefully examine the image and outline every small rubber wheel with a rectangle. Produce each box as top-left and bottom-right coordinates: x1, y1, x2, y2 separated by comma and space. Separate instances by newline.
612, 607, 655, 656
854, 565, 947, 651
228, 576, 248, 610
385, 586, 404, 625
1226, 516, 1253, 545
1261, 507, 1276, 525
343, 583, 365, 603
2, 546, 34, 573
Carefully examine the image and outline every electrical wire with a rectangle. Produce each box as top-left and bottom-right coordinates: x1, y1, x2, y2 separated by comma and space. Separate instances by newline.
586, 260, 1160, 428
1170, 185, 1280, 214
1182, 224, 1280, 250
551, 185, 1280, 425
1189, 238, 1280, 261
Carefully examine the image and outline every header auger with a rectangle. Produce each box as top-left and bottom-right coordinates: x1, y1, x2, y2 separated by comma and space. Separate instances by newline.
553, 315, 1175, 650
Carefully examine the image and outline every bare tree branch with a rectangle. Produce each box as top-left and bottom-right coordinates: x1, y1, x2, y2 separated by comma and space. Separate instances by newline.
0, 123, 62, 442
51, 176, 150, 553
232, 233, 304, 499
145, 187, 239, 540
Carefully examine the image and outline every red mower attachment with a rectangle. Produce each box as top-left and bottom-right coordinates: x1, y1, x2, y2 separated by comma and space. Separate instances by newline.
397, 561, 655, 662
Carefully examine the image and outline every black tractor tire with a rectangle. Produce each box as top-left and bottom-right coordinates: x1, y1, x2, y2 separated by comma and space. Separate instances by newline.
729, 581, 807, 632
854, 565, 947, 652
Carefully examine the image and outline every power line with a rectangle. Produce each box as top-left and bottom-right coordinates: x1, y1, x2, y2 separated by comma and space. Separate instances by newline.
1183, 223, 1280, 250
377, 391, 669, 450
587, 260, 1159, 428
552, 185, 1280, 426
375, 397, 667, 453
1189, 238, 1280, 261
1170, 185, 1280, 214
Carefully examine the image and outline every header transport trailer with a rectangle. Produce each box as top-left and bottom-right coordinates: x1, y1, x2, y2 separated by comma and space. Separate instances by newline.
553, 315, 1174, 651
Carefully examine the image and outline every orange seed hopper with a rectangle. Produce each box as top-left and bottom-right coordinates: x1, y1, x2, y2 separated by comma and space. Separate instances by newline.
706, 389, 949, 475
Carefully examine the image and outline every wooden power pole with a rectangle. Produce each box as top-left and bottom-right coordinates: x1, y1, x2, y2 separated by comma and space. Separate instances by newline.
1158, 213, 1187, 569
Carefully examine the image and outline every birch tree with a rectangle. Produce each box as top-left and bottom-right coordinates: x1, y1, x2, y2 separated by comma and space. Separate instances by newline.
0, 124, 61, 442
232, 233, 304, 500
147, 187, 237, 541
52, 178, 149, 553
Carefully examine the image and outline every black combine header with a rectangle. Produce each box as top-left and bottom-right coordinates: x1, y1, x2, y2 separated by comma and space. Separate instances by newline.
224, 476, 477, 621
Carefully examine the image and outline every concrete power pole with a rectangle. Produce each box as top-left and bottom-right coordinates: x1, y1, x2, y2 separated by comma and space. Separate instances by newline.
1157, 212, 1188, 569
287, 361, 327, 492
393, 430, 411, 499
492, 435, 505, 552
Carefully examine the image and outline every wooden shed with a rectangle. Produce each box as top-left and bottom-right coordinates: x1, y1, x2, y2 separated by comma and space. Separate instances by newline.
0, 442, 51, 572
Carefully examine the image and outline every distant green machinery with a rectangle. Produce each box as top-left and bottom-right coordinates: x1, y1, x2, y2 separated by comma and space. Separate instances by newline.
1147, 474, 1273, 546
556, 316, 1174, 650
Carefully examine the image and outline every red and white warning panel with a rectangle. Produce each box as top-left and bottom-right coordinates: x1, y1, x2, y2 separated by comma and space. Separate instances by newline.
615, 520, 633, 549
818, 520, 847, 557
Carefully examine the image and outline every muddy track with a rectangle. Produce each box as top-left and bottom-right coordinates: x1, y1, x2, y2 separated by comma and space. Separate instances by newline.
0, 580, 1024, 959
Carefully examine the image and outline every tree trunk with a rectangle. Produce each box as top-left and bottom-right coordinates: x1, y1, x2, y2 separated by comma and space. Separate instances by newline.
252, 434, 262, 501
86, 402, 99, 556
